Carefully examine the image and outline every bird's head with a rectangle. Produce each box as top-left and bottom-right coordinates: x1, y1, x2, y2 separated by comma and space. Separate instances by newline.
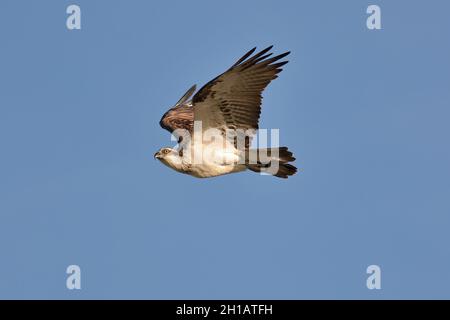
154, 147, 182, 169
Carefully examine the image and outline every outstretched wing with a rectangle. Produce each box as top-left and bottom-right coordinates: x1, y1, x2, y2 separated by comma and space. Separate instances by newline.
159, 85, 196, 133
192, 46, 290, 139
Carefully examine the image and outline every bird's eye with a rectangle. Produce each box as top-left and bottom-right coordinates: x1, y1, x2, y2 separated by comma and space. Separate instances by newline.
164, 149, 170, 154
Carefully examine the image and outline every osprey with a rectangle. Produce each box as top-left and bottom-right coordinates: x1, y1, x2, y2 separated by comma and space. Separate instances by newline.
155, 46, 297, 179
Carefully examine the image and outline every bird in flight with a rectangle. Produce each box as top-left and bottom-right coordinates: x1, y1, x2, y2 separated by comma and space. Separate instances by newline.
154, 46, 297, 179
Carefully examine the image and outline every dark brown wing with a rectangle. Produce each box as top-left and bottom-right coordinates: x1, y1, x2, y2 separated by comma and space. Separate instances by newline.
159, 85, 196, 133
159, 104, 194, 133
192, 46, 290, 136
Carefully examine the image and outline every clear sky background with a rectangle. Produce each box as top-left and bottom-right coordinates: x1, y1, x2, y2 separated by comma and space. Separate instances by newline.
1, 0, 450, 299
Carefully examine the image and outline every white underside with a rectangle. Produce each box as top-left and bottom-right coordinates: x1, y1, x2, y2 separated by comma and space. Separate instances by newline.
185, 143, 247, 178
161, 141, 248, 178
187, 159, 247, 178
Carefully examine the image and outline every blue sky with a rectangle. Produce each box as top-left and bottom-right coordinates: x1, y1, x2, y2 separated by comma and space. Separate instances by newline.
1, 0, 450, 299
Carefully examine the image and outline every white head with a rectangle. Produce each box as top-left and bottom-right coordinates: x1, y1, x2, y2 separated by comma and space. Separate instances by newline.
154, 147, 183, 171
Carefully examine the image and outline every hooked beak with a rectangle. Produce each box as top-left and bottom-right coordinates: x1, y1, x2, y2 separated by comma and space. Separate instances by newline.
154, 151, 161, 159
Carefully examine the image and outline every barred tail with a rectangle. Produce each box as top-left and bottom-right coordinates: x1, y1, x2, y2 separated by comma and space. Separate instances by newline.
246, 147, 297, 179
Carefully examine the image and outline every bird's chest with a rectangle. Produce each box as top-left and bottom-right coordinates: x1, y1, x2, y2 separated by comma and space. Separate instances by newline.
186, 162, 245, 178
182, 146, 245, 178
